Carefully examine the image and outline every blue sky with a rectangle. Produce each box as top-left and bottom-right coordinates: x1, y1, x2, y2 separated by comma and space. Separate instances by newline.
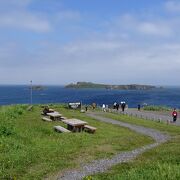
0, 0, 180, 85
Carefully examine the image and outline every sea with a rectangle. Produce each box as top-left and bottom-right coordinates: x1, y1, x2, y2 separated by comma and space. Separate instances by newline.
0, 85, 180, 108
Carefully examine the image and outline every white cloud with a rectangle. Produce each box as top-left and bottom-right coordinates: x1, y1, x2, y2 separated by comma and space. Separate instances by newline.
56, 10, 81, 21
1, 1, 180, 85
0, 0, 52, 32
165, 1, 180, 12
0, 12, 51, 32
138, 22, 172, 36
1, 37, 180, 85
63, 40, 127, 54
0, 0, 31, 10
105, 14, 174, 39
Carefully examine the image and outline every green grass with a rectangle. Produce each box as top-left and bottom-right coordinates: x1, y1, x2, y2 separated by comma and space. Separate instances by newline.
0, 104, 153, 179
143, 105, 171, 111
88, 112, 180, 180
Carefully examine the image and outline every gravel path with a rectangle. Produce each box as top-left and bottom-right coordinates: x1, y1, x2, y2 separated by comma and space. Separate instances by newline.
117, 109, 180, 125
57, 112, 170, 180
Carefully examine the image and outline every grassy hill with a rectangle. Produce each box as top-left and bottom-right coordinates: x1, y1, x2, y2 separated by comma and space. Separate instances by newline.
0, 104, 152, 179
0, 104, 179, 179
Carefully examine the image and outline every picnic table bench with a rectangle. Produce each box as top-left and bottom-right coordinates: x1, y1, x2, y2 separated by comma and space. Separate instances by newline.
47, 112, 62, 120
62, 119, 87, 132
60, 116, 67, 120
49, 108, 54, 112
42, 117, 52, 122
54, 126, 71, 133
84, 125, 97, 133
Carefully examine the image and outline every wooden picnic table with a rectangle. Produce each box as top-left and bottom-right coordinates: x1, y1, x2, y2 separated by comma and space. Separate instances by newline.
47, 112, 62, 120
49, 108, 55, 112
62, 118, 88, 132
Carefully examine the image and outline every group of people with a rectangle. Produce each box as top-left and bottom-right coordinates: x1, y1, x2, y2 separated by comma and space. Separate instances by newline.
101, 102, 127, 112
87, 102, 178, 123
85, 103, 97, 111
113, 102, 126, 112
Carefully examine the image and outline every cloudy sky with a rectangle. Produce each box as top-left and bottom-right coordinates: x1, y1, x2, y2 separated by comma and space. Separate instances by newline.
0, 0, 180, 85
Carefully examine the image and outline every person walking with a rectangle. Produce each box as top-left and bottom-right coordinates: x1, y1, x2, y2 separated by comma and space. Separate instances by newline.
172, 108, 178, 123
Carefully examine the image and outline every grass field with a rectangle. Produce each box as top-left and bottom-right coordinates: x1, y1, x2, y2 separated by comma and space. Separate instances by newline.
0, 105, 153, 179
88, 112, 180, 180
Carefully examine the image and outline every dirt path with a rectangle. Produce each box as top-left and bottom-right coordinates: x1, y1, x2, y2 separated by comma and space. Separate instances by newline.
57, 112, 170, 180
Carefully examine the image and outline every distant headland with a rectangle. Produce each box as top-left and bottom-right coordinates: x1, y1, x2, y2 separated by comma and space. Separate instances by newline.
65, 82, 156, 90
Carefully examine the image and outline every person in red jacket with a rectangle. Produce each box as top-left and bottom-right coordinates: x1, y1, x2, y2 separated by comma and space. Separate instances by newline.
172, 108, 178, 122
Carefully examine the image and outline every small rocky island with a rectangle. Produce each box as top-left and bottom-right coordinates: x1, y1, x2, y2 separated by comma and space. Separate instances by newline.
65, 82, 156, 90
29, 85, 45, 91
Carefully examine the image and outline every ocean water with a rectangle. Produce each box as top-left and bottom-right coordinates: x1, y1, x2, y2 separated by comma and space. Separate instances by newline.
0, 85, 180, 108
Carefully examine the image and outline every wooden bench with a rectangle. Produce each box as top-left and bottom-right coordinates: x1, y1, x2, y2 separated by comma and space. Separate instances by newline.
54, 126, 71, 133
84, 125, 97, 133
42, 117, 52, 122
60, 116, 67, 120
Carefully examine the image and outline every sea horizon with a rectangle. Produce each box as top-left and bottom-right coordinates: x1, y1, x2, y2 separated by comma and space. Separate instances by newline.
0, 85, 180, 108
1, 84, 180, 88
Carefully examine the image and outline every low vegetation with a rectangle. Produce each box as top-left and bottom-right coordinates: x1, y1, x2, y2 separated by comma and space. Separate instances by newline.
0, 105, 153, 179
143, 105, 171, 112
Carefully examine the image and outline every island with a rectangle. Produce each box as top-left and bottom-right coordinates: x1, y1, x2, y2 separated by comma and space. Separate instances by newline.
29, 85, 45, 91
65, 82, 156, 90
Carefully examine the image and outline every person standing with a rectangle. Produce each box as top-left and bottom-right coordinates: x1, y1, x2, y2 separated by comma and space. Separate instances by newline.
102, 104, 106, 112
92, 103, 96, 110
106, 104, 109, 112
113, 102, 117, 109
116, 103, 119, 111
138, 104, 141, 111
121, 102, 126, 112
121, 102, 123, 111
172, 108, 178, 122
85, 105, 88, 111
